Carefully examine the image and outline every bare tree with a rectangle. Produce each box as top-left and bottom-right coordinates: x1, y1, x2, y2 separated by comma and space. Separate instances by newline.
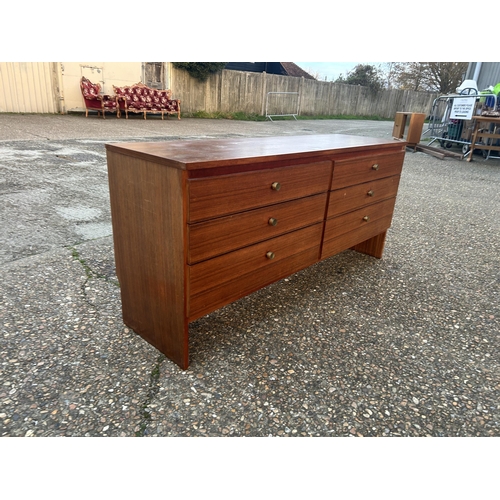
378, 62, 404, 89
302, 67, 325, 81
423, 62, 468, 93
392, 62, 428, 91
387, 62, 468, 93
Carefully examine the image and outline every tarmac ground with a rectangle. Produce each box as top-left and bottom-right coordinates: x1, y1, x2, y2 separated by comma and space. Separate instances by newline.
1, 113, 499, 442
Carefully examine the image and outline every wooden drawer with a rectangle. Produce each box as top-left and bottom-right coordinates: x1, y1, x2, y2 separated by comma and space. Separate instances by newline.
331, 152, 404, 190
327, 175, 400, 219
188, 223, 323, 320
188, 161, 332, 222
188, 193, 327, 264
322, 198, 396, 259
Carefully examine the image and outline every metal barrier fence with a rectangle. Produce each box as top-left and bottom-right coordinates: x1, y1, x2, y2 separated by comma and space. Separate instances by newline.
265, 92, 299, 121
424, 92, 498, 157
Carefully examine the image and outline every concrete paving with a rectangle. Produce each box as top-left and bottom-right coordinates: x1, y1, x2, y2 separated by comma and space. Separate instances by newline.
0, 113, 499, 437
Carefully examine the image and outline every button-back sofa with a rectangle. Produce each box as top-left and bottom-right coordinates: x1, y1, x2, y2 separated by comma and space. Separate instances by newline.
113, 82, 181, 120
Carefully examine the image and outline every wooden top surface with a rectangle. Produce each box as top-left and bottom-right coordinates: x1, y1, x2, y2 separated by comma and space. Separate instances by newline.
106, 134, 405, 170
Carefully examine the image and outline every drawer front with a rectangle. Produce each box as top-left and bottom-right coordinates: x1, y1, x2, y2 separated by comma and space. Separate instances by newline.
188, 223, 323, 320
188, 193, 327, 264
331, 152, 404, 190
327, 175, 400, 219
324, 197, 396, 238
322, 214, 394, 259
188, 161, 332, 222
322, 198, 396, 259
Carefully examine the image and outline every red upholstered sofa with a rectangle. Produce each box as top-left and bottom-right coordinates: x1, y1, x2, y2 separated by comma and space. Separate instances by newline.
80, 77, 120, 119
113, 82, 181, 120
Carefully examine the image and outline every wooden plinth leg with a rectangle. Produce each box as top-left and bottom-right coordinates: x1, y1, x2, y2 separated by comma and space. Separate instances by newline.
352, 230, 388, 259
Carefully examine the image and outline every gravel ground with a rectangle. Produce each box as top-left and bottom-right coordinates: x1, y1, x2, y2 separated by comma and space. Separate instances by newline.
1, 115, 498, 440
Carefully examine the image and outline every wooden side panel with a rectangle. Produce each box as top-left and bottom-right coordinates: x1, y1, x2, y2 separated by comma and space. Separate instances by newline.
392, 112, 406, 140
107, 151, 189, 369
188, 161, 332, 222
188, 193, 327, 264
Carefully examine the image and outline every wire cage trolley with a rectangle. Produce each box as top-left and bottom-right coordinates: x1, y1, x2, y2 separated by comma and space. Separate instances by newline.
424, 90, 498, 157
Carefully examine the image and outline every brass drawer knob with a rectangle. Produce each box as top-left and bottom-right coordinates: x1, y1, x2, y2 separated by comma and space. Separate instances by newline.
268, 217, 278, 226
367, 190, 374, 196
271, 182, 281, 191
363, 216, 370, 222
372, 164, 379, 170
266, 251, 275, 260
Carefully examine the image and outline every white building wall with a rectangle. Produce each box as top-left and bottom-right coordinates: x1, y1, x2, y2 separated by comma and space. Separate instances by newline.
60, 62, 144, 113
0, 62, 168, 114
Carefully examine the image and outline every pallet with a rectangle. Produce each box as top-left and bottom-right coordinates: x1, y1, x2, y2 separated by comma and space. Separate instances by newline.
413, 144, 464, 160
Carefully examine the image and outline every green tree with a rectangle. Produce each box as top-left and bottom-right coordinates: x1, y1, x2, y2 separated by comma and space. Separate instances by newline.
336, 64, 383, 92
172, 62, 227, 82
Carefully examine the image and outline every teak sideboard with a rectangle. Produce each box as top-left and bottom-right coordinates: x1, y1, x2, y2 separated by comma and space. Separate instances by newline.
105, 134, 406, 369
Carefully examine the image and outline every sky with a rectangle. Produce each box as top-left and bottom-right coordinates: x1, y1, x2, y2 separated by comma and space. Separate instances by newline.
2, 2, 485, 65
295, 62, 382, 82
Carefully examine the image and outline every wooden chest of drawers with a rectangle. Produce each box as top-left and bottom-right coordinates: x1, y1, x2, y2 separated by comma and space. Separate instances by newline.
106, 134, 406, 369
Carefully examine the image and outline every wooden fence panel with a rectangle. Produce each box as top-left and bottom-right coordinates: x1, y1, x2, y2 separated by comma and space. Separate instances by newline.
221, 71, 266, 114
170, 68, 437, 119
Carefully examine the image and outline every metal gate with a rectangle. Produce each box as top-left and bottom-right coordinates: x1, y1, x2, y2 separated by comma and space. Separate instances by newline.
265, 91, 299, 121
424, 92, 497, 156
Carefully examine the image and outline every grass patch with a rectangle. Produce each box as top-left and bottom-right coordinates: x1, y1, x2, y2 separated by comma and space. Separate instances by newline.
70, 247, 93, 280
69, 246, 119, 287
298, 114, 392, 121
181, 111, 392, 122
185, 110, 267, 121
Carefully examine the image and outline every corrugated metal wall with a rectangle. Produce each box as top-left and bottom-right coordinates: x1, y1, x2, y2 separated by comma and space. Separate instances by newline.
0, 62, 60, 113
466, 63, 500, 91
